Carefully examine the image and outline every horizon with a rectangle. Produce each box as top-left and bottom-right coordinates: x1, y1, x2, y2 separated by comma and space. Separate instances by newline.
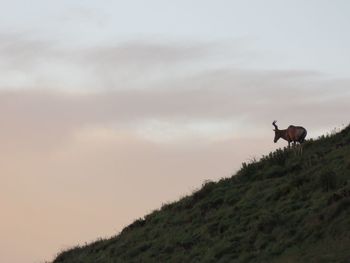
0, 1, 349, 262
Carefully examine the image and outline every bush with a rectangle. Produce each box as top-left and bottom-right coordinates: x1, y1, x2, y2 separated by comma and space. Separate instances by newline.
239, 159, 261, 179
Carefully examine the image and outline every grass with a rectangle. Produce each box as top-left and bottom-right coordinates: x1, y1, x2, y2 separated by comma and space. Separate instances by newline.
52, 124, 350, 263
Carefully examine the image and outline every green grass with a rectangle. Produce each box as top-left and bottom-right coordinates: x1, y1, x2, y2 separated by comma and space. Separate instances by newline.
53, 125, 350, 263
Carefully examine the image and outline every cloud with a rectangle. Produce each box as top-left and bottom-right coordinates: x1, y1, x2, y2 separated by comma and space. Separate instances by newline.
0, 32, 256, 92
0, 33, 221, 90
0, 68, 348, 142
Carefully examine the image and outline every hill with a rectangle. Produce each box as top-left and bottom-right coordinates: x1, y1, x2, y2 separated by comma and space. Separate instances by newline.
53, 125, 350, 263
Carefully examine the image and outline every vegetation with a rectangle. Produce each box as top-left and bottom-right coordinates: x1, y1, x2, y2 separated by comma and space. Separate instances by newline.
53, 125, 350, 263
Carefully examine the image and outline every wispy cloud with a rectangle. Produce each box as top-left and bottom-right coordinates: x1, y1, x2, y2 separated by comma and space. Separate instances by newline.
0, 33, 252, 91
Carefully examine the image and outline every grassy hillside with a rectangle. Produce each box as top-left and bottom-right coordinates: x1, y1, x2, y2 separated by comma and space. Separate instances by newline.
53, 125, 350, 263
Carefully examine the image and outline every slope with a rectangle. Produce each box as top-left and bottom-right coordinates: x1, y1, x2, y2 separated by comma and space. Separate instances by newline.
53, 125, 350, 263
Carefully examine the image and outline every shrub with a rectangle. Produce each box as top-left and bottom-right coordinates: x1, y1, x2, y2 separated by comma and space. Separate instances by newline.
237, 157, 263, 180
192, 180, 216, 202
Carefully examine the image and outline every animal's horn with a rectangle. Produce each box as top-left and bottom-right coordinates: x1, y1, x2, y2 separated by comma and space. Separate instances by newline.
272, 120, 278, 130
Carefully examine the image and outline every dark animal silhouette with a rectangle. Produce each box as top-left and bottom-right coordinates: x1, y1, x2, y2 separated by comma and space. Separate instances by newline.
272, 120, 307, 148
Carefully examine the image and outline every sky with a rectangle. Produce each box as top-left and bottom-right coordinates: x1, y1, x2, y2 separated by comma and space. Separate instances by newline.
0, 1, 349, 262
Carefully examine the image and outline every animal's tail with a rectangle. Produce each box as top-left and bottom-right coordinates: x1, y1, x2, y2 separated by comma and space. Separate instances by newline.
300, 129, 307, 143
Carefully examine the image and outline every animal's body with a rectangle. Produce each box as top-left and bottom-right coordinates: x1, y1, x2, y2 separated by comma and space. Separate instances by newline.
272, 121, 307, 147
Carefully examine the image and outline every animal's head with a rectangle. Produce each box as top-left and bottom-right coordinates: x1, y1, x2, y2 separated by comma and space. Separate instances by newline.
272, 120, 280, 143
